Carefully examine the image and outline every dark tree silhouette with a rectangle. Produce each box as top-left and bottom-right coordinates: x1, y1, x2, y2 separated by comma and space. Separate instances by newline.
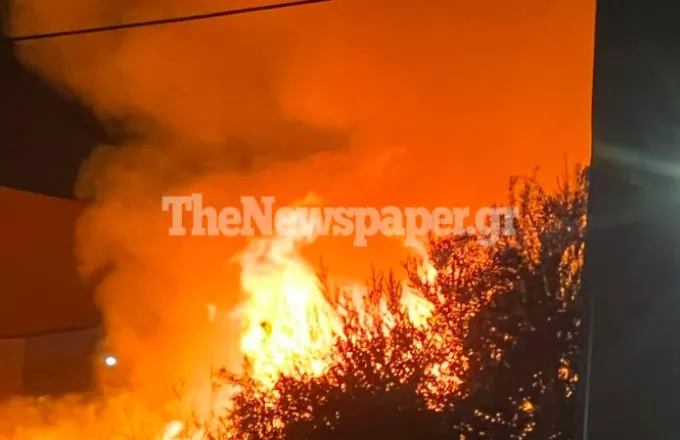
200, 166, 587, 440
459, 166, 586, 439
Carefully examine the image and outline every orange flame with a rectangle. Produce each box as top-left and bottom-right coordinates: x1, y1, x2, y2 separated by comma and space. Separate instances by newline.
235, 196, 435, 386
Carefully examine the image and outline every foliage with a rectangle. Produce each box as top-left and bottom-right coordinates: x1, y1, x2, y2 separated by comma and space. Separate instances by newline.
459, 165, 587, 439
216, 166, 588, 440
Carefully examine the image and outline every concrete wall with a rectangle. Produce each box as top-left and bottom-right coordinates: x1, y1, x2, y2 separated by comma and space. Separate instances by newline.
0, 187, 100, 338
0, 187, 102, 396
0, 326, 101, 397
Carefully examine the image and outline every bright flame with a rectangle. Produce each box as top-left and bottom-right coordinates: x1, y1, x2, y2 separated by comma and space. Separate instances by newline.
236, 196, 435, 386
236, 196, 344, 385
237, 230, 343, 384
162, 421, 185, 440
8, 198, 441, 440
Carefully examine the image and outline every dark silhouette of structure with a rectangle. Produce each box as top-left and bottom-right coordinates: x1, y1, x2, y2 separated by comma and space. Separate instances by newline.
0, 2, 107, 396
0, 0, 112, 199
582, 0, 680, 438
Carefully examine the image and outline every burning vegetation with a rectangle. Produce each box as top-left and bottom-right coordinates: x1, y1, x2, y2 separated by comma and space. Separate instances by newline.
0, 165, 585, 439
204, 166, 587, 440
4, 3, 591, 438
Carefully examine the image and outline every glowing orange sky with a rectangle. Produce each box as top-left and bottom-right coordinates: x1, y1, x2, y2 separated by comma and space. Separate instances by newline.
6, 0, 596, 391
7, 0, 597, 295
12, 0, 594, 204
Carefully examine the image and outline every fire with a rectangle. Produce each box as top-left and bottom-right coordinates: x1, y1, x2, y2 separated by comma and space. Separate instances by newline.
163, 421, 186, 440
236, 216, 344, 385
5, 198, 440, 440
235, 196, 435, 386
162, 198, 442, 438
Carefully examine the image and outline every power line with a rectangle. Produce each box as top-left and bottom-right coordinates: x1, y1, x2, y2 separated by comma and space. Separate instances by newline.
9, 0, 331, 43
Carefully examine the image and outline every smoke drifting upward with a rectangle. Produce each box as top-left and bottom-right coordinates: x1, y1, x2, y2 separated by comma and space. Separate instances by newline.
8, 0, 593, 413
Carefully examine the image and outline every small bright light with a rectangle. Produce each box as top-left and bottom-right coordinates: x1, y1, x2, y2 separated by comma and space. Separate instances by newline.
104, 355, 118, 367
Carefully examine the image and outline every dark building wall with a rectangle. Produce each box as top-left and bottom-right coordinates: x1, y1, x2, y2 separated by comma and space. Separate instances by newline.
0, 187, 100, 338
583, 0, 680, 438
0, 0, 112, 199
0, 187, 102, 398
0, 326, 101, 399
0, 3, 107, 396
